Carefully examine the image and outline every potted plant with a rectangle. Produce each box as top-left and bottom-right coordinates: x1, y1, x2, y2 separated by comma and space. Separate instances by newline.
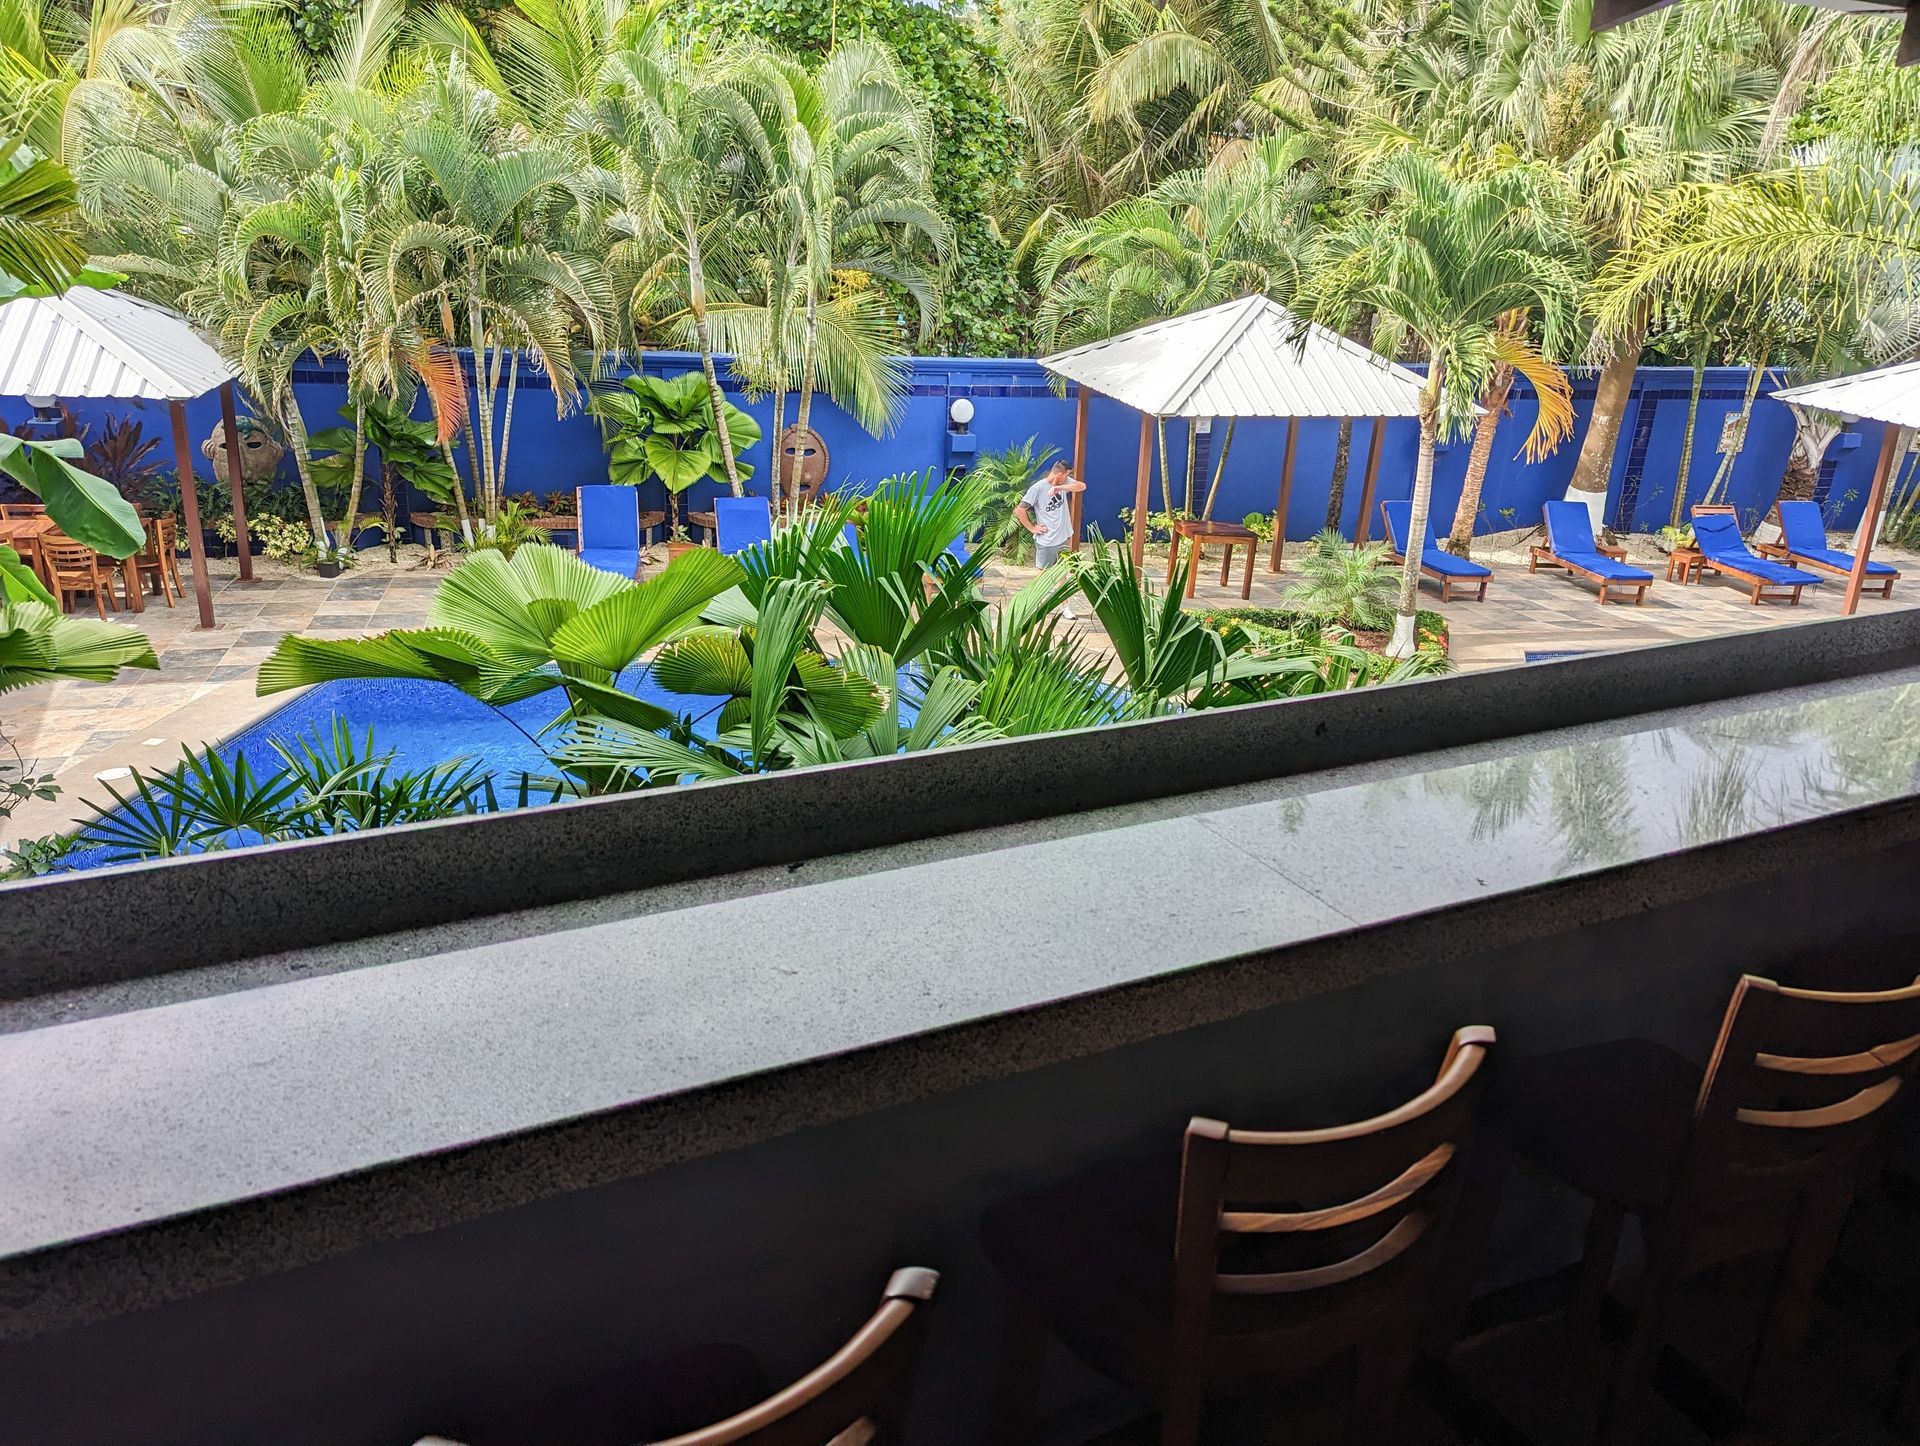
587, 373, 762, 553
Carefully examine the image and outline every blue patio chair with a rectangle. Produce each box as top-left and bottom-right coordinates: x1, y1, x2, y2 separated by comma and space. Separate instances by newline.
1379, 500, 1493, 602
715, 496, 773, 556
1689, 507, 1825, 606
575, 485, 643, 581
1774, 500, 1900, 598
1534, 501, 1655, 605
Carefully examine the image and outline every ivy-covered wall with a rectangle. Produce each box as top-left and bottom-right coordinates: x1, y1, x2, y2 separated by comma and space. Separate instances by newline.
683, 0, 1027, 357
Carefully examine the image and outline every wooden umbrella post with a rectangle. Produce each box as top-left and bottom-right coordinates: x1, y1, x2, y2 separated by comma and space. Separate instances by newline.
1268, 417, 1298, 573
170, 400, 217, 629
1844, 424, 1903, 616
1070, 385, 1090, 552
1131, 412, 1153, 569
1351, 418, 1386, 546
219, 382, 255, 583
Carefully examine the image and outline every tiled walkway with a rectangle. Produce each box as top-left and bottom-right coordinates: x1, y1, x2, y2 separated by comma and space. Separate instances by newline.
4, 543, 1916, 845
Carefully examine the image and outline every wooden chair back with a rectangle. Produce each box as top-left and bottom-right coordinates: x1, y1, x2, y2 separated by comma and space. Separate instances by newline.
0, 502, 46, 519
1162, 1026, 1496, 1445
40, 535, 104, 577
657, 1268, 938, 1446
1674, 973, 1920, 1257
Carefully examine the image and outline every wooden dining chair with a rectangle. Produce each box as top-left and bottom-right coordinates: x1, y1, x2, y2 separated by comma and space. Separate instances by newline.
657, 1268, 938, 1445
983, 1026, 1498, 1446
0, 502, 46, 519
131, 516, 182, 607
1496, 971, 1920, 1445
39, 534, 122, 617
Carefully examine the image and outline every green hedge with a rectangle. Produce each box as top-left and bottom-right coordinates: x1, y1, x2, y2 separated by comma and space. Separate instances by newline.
1196, 605, 1450, 655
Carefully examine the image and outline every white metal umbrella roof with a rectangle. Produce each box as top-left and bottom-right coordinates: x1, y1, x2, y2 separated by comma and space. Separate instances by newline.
1037, 295, 1428, 420
0, 286, 236, 401
1772, 359, 1920, 430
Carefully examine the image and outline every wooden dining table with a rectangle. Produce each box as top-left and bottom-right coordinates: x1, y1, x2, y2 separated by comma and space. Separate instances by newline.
0, 515, 145, 614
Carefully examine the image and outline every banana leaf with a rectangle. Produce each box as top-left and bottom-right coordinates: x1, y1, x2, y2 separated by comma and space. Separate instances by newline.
0, 433, 145, 557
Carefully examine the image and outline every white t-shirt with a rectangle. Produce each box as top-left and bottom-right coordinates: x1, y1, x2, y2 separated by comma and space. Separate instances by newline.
1021, 479, 1076, 547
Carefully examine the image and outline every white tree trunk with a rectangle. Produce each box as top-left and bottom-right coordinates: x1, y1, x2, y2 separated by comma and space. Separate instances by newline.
1391, 363, 1443, 660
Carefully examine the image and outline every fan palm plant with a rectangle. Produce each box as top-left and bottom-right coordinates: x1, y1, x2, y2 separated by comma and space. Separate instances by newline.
1308, 149, 1581, 655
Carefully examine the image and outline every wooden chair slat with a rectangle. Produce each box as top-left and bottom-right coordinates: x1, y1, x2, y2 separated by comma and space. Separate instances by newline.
1733, 1076, 1904, 1130
1755, 1032, 1920, 1075
1214, 1212, 1431, 1297
1221, 1143, 1454, 1235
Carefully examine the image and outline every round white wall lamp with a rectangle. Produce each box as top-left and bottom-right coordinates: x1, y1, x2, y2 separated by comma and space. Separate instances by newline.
948, 397, 975, 427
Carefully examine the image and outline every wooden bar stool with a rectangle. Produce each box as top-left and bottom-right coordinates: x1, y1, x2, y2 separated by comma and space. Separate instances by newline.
40, 534, 124, 618
982, 1026, 1497, 1445
1493, 971, 1920, 1445
417, 1268, 937, 1446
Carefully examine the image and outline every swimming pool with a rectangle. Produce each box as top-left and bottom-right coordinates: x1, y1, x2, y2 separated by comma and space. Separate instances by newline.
58, 669, 733, 871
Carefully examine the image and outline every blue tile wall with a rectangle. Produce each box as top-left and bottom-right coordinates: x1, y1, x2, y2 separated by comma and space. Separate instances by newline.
12, 355, 1885, 546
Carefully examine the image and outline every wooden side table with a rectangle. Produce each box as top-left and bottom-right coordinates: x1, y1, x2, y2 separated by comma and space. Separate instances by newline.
1166, 519, 1258, 600
1666, 547, 1705, 584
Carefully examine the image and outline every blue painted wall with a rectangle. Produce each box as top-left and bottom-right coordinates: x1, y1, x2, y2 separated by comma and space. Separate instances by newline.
5, 355, 1899, 545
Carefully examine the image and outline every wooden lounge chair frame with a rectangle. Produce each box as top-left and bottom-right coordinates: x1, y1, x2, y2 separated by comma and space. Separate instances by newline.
1690, 504, 1817, 606
1758, 503, 1901, 598
1377, 501, 1491, 602
1527, 542, 1651, 605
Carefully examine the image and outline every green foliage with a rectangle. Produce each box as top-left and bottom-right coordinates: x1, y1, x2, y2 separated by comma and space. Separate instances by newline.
1198, 605, 1450, 656
311, 401, 461, 508
71, 722, 501, 863
217, 512, 312, 563
0, 600, 158, 693
684, 0, 1024, 354
969, 438, 1060, 563
1281, 530, 1399, 632
460, 499, 547, 559
0, 433, 146, 558
588, 373, 763, 533
1, 831, 73, 878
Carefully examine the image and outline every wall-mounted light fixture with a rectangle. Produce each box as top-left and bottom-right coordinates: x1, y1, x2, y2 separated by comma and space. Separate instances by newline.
948, 397, 975, 430
24, 395, 59, 425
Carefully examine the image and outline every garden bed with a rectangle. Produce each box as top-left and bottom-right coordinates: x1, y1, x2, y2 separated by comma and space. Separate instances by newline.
1196, 605, 1450, 657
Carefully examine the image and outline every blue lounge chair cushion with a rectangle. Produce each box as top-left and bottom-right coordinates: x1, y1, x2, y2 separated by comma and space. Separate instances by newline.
578, 484, 642, 551
1379, 500, 1491, 578
1542, 501, 1653, 582
1691, 513, 1824, 586
1777, 500, 1897, 576
579, 548, 640, 578
715, 496, 774, 556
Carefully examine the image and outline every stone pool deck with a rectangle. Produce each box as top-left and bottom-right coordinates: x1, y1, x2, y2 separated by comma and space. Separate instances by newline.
3, 541, 1917, 846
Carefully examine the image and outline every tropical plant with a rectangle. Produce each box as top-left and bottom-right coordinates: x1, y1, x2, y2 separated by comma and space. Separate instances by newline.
312, 398, 462, 559
83, 413, 163, 497
1308, 151, 1581, 654
257, 544, 747, 762
70, 722, 502, 863
587, 372, 763, 538
0, 598, 156, 690
1282, 529, 1397, 631
459, 498, 548, 559
969, 438, 1061, 563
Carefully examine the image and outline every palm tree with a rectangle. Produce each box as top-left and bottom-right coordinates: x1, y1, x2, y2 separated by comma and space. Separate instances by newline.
586, 33, 774, 496
1309, 150, 1581, 656
723, 41, 947, 509
1446, 308, 1575, 551
0, 145, 91, 297
1033, 133, 1322, 351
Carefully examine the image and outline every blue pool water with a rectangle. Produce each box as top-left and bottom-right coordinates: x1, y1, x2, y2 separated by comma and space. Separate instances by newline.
217, 669, 730, 782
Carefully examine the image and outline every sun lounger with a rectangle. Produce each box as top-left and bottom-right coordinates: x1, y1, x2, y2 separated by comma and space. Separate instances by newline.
1531, 501, 1654, 605
1772, 500, 1899, 598
1379, 500, 1492, 602
575, 485, 643, 581
715, 496, 774, 556
1689, 507, 1824, 605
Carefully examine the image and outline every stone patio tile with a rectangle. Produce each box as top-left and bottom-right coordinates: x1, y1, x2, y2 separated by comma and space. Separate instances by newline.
307, 616, 382, 632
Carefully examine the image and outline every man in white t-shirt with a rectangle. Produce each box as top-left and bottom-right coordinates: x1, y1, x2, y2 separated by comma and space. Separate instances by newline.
1015, 460, 1087, 618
